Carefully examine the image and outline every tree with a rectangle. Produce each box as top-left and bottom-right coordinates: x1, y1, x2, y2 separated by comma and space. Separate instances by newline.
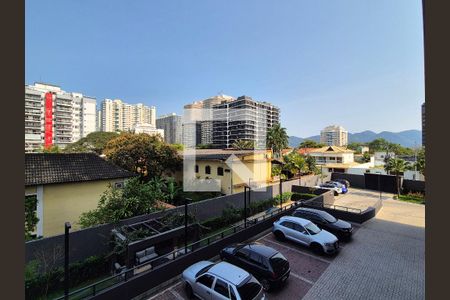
171, 143, 184, 151
362, 152, 371, 163
282, 152, 307, 178
164, 177, 182, 205
232, 139, 255, 150
368, 138, 390, 153
305, 156, 319, 174
384, 158, 408, 196
298, 140, 325, 149
64, 131, 120, 154
104, 133, 182, 180
415, 147, 425, 176
79, 177, 165, 228
347, 142, 366, 153
266, 124, 289, 158
25, 195, 39, 240
37, 145, 62, 153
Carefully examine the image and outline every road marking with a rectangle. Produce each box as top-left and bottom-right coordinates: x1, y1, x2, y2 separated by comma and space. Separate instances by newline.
170, 288, 186, 300
289, 271, 315, 285
260, 238, 332, 264
148, 282, 182, 299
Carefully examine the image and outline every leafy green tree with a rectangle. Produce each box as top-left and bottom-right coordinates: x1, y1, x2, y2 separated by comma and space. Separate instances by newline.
171, 143, 184, 151
79, 177, 164, 227
232, 139, 255, 150
362, 152, 371, 163
104, 133, 182, 180
266, 123, 289, 158
283, 152, 307, 178
64, 131, 120, 154
384, 158, 408, 196
298, 140, 325, 149
37, 145, 62, 153
347, 142, 367, 153
305, 156, 319, 174
415, 147, 425, 176
164, 177, 182, 205
25, 195, 39, 240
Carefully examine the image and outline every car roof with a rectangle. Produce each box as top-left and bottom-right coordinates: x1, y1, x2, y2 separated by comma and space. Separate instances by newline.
279, 216, 311, 226
295, 207, 332, 217
242, 243, 278, 258
208, 261, 250, 286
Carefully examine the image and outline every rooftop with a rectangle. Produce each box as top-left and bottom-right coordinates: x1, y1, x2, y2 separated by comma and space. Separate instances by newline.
25, 153, 136, 186
309, 146, 354, 154
209, 261, 250, 286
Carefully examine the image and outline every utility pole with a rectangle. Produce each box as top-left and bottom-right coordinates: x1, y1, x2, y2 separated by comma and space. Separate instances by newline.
64, 222, 71, 300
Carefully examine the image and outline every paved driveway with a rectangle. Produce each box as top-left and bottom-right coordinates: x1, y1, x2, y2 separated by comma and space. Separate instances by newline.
332, 188, 394, 211
302, 199, 425, 300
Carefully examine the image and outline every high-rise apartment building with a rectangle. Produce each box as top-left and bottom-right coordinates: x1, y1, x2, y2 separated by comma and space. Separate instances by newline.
183, 94, 235, 147
212, 95, 280, 149
156, 113, 183, 144
99, 99, 156, 132
25, 83, 96, 152
320, 125, 348, 146
422, 102, 425, 147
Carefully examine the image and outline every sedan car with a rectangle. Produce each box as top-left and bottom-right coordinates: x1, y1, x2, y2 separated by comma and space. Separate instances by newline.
333, 179, 350, 188
314, 183, 342, 196
182, 260, 266, 300
220, 242, 290, 291
292, 207, 353, 240
272, 216, 339, 254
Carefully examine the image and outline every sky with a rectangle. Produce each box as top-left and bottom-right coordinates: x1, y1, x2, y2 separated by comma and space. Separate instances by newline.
25, 0, 424, 137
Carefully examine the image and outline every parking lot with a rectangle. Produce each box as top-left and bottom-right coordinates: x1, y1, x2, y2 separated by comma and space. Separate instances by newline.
144, 188, 424, 300
145, 225, 360, 300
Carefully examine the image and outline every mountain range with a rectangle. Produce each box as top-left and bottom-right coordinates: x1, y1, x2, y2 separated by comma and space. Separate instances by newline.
288, 130, 422, 148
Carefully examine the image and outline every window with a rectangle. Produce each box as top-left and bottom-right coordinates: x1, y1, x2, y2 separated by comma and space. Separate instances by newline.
197, 274, 215, 288
293, 223, 307, 234
328, 168, 333, 172
205, 165, 211, 174
337, 158, 342, 163
236, 248, 250, 259
217, 167, 224, 176
280, 221, 294, 229
214, 278, 230, 298
230, 287, 237, 300
195, 165, 199, 173
248, 252, 263, 267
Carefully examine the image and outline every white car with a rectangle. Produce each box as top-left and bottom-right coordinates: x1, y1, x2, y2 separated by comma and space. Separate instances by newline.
272, 216, 340, 254
314, 183, 342, 195
182, 260, 266, 300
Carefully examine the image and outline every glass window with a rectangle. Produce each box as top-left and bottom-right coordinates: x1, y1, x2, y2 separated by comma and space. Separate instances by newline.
197, 274, 215, 288
294, 223, 307, 233
230, 287, 237, 300
205, 165, 211, 174
217, 167, 224, 176
248, 252, 262, 266
304, 222, 321, 235
195, 165, 199, 173
280, 221, 294, 229
214, 278, 230, 298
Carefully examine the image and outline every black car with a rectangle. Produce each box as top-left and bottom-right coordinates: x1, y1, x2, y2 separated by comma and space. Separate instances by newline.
220, 242, 290, 291
292, 207, 353, 240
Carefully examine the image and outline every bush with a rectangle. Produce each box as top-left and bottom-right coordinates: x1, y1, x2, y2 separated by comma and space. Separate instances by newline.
25, 255, 110, 299
291, 193, 317, 201
273, 192, 293, 203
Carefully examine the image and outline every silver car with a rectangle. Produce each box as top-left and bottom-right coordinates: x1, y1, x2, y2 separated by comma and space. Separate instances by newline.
272, 216, 340, 254
182, 260, 266, 300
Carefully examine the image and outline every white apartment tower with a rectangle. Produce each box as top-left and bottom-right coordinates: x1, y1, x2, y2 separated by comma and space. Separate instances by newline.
320, 125, 348, 146
99, 99, 156, 132
25, 83, 97, 152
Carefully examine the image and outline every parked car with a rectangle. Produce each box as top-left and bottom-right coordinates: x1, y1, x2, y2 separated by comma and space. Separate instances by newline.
314, 183, 342, 195
325, 181, 348, 193
220, 242, 290, 291
272, 216, 339, 254
292, 207, 353, 240
182, 260, 266, 300
333, 179, 350, 188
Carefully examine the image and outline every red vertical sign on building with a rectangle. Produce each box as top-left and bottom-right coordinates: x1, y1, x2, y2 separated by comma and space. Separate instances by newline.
44, 92, 53, 148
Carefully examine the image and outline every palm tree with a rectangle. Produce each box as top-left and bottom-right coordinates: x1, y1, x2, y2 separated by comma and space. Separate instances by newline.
266, 124, 289, 159
384, 158, 408, 196
232, 139, 255, 150
283, 152, 307, 184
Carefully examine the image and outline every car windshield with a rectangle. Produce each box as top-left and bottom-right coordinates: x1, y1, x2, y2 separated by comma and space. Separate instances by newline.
305, 222, 321, 235
322, 213, 337, 223
195, 263, 214, 277
237, 276, 262, 300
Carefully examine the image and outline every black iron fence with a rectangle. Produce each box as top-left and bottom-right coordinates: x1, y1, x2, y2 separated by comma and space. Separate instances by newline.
55, 202, 301, 300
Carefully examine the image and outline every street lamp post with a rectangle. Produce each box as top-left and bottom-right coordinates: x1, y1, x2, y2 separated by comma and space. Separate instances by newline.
279, 176, 283, 211
64, 222, 71, 300
184, 198, 192, 253
243, 186, 249, 228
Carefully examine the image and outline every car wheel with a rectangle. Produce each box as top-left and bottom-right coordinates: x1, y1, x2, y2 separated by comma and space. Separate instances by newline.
311, 243, 324, 255
261, 279, 271, 292
274, 230, 285, 241
334, 191, 339, 196
185, 283, 193, 299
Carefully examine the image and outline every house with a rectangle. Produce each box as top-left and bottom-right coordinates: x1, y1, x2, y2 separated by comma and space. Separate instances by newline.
374, 151, 396, 164
25, 153, 136, 237
176, 149, 273, 195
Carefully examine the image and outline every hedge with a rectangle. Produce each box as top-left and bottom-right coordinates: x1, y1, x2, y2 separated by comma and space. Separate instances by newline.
25, 255, 110, 299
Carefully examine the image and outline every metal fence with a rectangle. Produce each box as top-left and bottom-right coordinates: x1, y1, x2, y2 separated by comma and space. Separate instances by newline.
55, 202, 302, 300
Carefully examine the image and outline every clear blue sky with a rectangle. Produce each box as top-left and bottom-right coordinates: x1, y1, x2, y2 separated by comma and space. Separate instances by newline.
26, 0, 424, 137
